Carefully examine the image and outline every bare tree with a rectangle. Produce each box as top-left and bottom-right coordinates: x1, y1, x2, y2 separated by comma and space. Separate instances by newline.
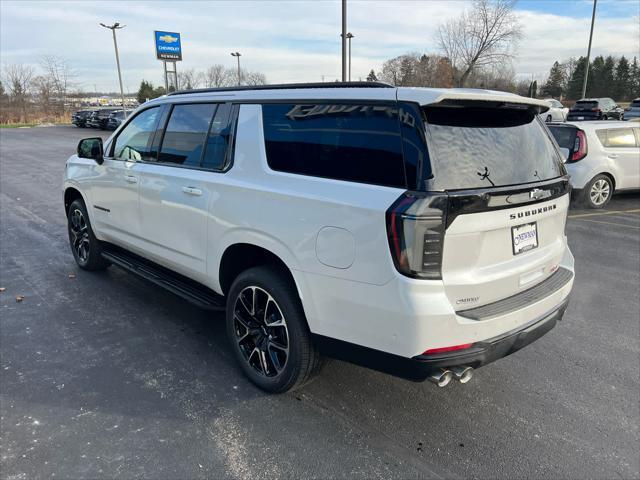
242, 70, 268, 86
3, 63, 34, 122
177, 68, 204, 90
378, 53, 453, 87
40, 55, 75, 114
436, 0, 522, 87
204, 64, 232, 87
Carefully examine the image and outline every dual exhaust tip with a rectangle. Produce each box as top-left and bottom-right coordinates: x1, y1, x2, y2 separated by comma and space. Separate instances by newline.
427, 366, 473, 387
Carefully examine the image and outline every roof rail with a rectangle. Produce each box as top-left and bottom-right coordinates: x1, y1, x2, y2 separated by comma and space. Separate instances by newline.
168, 81, 394, 96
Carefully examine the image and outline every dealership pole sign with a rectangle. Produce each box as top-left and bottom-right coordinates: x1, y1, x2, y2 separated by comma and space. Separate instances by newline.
154, 30, 181, 93
154, 31, 182, 61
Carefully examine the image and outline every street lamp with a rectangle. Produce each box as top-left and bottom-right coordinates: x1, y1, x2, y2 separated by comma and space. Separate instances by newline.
581, 0, 597, 99
346, 32, 354, 82
231, 52, 242, 85
100, 22, 126, 114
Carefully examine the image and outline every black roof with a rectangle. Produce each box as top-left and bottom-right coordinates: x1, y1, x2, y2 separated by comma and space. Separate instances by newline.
168, 81, 394, 96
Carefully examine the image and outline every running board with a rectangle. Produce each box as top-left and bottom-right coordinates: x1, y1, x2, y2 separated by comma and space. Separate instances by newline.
101, 246, 226, 311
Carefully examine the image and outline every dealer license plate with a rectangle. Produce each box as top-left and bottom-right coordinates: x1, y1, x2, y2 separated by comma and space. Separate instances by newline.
512, 222, 538, 255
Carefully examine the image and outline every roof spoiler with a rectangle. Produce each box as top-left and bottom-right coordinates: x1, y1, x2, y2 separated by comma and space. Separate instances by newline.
434, 93, 550, 114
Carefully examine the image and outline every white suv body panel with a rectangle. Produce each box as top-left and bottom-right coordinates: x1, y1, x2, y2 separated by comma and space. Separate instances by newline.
563, 121, 640, 190
64, 86, 572, 362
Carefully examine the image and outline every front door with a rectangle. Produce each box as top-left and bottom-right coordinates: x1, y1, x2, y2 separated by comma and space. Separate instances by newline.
90, 106, 162, 248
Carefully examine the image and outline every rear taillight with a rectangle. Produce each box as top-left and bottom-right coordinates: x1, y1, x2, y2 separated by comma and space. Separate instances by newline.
625, 107, 631, 111
386, 192, 447, 280
591, 108, 601, 113
570, 130, 588, 162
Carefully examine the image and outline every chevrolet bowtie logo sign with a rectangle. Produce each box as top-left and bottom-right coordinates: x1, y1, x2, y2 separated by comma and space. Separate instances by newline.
154, 30, 182, 61
159, 34, 178, 43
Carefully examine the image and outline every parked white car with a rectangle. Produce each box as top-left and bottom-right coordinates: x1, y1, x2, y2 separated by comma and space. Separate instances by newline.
64, 83, 574, 392
547, 121, 640, 208
541, 99, 569, 122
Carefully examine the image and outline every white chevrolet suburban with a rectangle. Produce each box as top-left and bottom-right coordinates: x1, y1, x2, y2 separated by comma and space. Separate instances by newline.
64, 82, 575, 392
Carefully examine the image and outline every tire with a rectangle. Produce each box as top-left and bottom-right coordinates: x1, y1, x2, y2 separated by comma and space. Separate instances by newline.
67, 199, 110, 270
546, 115, 552, 123
226, 265, 322, 393
602, 114, 608, 121
580, 174, 613, 209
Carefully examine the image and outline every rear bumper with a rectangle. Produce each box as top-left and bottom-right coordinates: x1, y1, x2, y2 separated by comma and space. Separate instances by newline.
412, 297, 568, 370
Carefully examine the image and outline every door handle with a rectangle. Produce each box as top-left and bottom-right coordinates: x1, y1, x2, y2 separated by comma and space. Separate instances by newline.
608, 154, 619, 159
124, 175, 138, 184
182, 186, 202, 196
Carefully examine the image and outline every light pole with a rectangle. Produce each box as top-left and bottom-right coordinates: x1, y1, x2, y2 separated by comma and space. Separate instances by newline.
341, 0, 347, 82
100, 22, 126, 114
581, 0, 597, 99
231, 52, 242, 85
346, 32, 354, 81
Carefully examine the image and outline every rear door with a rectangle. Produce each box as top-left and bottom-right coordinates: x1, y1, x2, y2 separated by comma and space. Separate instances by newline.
422, 104, 570, 309
596, 127, 640, 189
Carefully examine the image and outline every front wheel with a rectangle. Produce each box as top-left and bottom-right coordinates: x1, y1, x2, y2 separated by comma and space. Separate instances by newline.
226, 266, 322, 393
546, 115, 552, 123
67, 199, 110, 270
580, 174, 613, 209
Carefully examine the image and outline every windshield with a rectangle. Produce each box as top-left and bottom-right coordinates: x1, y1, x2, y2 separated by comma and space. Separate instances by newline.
422, 106, 565, 190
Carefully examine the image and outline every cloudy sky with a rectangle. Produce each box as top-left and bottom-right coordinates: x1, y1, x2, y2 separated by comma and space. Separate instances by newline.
1, 0, 638, 93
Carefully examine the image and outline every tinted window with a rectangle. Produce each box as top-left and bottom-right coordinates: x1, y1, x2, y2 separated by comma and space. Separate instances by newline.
262, 103, 406, 187
113, 107, 160, 161
631, 100, 640, 107
548, 125, 577, 150
575, 101, 598, 108
423, 107, 565, 190
158, 103, 216, 166
597, 128, 637, 148
202, 103, 234, 170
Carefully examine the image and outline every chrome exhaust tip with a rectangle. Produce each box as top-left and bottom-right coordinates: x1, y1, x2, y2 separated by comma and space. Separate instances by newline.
450, 366, 474, 384
427, 369, 453, 387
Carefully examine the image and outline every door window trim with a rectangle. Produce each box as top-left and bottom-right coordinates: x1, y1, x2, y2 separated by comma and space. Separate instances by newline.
107, 105, 163, 160
142, 101, 239, 173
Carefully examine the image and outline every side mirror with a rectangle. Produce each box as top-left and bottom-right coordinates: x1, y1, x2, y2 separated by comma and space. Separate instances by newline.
77, 137, 104, 164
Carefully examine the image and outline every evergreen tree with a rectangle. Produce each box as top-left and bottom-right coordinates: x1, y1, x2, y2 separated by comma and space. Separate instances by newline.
527, 80, 538, 98
614, 56, 631, 101
601, 56, 616, 97
587, 56, 605, 97
566, 56, 588, 99
137, 80, 155, 104
542, 61, 564, 98
631, 57, 640, 99
366, 69, 378, 82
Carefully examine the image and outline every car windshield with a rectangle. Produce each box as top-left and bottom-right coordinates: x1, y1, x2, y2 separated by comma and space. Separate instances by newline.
422, 106, 565, 190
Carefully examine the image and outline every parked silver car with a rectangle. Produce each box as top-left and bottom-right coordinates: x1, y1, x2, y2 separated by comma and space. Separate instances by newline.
624, 98, 640, 121
547, 121, 640, 208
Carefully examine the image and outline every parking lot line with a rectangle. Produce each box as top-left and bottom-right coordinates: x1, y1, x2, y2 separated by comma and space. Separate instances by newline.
572, 218, 640, 229
568, 208, 640, 219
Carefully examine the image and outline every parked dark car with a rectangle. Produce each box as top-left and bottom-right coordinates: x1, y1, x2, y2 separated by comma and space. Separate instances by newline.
87, 108, 119, 129
105, 110, 130, 130
71, 110, 95, 128
567, 98, 624, 121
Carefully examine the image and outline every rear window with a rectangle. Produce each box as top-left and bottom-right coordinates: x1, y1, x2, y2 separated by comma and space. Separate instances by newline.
423, 107, 565, 190
262, 103, 406, 188
631, 100, 640, 107
547, 125, 576, 150
575, 101, 598, 108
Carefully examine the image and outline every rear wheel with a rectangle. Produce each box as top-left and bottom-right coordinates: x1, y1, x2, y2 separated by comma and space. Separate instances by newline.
602, 114, 608, 121
580, 174, 613, 209
67, 199, 110, 270
546, 115, 552, 123
226, 266, 322, 393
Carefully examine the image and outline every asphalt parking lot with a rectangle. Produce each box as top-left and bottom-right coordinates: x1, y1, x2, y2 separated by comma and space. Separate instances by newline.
1, 125, 639, 479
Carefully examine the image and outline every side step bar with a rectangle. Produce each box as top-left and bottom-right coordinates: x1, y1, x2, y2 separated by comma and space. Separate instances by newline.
101, 246, 226, 311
